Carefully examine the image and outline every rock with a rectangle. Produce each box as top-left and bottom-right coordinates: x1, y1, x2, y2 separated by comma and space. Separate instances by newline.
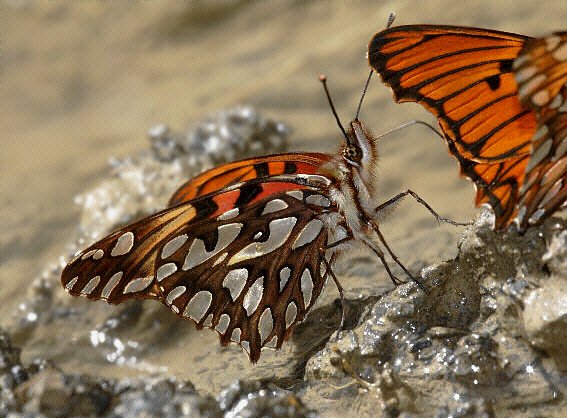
523, 277, 567, 370
218, 380, 316, 418
304, 214, 567, 417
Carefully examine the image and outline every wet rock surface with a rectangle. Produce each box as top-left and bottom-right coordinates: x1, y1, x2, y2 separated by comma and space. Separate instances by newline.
304, 214, 567, 417
3, 108, 566, 417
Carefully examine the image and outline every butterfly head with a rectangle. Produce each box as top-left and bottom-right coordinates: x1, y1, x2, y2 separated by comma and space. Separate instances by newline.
341, 119, 379, 194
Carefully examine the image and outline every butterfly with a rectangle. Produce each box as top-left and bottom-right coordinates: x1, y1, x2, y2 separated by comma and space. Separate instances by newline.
368, 25, 566, 231
513, 32, 567, 229
61, 75, 451, 363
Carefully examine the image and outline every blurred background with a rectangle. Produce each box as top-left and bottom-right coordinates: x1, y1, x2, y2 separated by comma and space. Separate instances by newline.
2, 0, 566, 406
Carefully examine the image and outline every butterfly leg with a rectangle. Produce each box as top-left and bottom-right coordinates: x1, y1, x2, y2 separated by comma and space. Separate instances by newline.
322, 256, 346, 329
375, 189, 469, 226
360, 236, 404, 287
365, 221, 427, 292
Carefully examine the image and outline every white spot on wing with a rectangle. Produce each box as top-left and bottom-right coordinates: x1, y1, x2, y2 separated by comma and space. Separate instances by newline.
166, 285, 186, 305
292, 219, 324, 249
93, 249, 104, 260
222, 268, 248, 301
265, 335, 278, 349
228, 217, 297, 265
527, 138, 552, 172
183, 223, 242, 270
161, 234, 189, 259
532, 89, 550, 107
261, 199, 288, 215
101, 271, 123, 299
65, 276, 79, 291
216, 313, 230, 334
81, 276, 100, 295
243, 276, 264, 316
545, 35, 561, 52
518, 74, 546, 98
301, 268, 314, 308
306, 194, 331, 207
157, 263, 178, 282
286, 190, 303, 200
258, 307, 273, 344
81, 249, 97, 260
231, 327, 241, 343
217, 207, 239, 221
279, 267, 291, 292
529, 208, 546, 224
124, 276, 153, 294
203, 314, 213, 327
212, 252, 228, 267
285, 302, 297, 328
514, 65, 537, 83
183, 290, 212, 321
111, 232, 134, 256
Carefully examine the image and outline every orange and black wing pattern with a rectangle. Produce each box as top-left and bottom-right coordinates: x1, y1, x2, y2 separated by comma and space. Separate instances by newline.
168, 153, 331, 206
514, 32, 567, 229
368, 25, 539, 230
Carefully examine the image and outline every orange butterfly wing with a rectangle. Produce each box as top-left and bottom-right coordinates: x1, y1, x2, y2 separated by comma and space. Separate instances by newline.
168, 153, 332, 206
368, 25, 538, 230
514, 32, 567, 229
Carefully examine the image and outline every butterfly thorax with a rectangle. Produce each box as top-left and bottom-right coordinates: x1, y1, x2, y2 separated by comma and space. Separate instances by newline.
318, 120, 381, 241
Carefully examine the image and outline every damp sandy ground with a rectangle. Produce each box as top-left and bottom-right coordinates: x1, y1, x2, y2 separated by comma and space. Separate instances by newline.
2, 0, 566, 416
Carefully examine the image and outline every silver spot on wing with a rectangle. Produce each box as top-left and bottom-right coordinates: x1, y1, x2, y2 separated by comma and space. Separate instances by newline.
231, 327, 241, 343
217, 207, 239, 221
222, 268, 248, 301
228, 217, 297, 265
526, 137, 552, 172
212, 252, 229, 267
215, 313, 230, 334
285, 302, 297, 329
93, 249, 104, 260
306, 194, 331, 207
101, 271, 123, 299
124, 276, 153, 294
111, 232, 134, 256
261, 199, 288, 215
166, 285, 186, 305
184, 223, 243, 270
292, 219, 324, 249
286, 190, 304, 200
81, 249, 97, 260
81, 276, 100, 295
157, 262, 178, 282
265, 335, 278, 349
183, 290, 212, 322
203, 314, 213, 327
301, 268, 314, 308
65, 276, 79, 291
243, 276, 264, 316
258, 307, 273, 344
161, 234, 189, 259
279, 267, 291, 292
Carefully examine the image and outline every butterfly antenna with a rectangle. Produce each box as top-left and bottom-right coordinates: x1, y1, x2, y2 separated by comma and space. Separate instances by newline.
355, 70, 373, 120
319, 74, 349, 142
374, 120, 445, 142
386, 12, 396, 29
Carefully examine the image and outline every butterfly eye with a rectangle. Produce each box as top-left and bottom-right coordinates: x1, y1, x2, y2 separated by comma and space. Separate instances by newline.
342, 144, 362, 165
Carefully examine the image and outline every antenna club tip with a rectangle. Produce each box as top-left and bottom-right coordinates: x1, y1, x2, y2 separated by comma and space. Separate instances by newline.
318, 74, 327, 82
